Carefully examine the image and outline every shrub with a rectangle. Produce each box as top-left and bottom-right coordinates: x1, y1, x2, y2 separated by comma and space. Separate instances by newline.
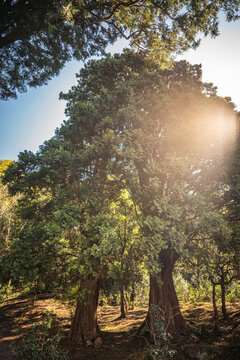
145, 305, 176, 360
12, 313, 68, 360
226, 281, 240, 303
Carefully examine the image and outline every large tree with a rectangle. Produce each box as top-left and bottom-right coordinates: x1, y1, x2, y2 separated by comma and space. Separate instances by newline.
3, 104, 126, 343
1, 0, 239, 99
60, 52, 238, 335
4, 53, 238, 342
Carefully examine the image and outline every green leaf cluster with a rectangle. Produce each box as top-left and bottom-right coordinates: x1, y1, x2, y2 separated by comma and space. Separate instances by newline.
2, 52, 239, 312
1, 1, 240, 98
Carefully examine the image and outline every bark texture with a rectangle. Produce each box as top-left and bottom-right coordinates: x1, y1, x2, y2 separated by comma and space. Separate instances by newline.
130, 280, 136, 310
70, 278, 100, 344
220, 281, 228, 319
212, 282, 220, 333
120, 284, 127, 319
147, 249, 185, 334
220, 266, 228, 319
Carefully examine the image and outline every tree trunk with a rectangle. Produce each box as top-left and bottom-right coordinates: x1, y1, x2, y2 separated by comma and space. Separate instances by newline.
220, 281, 228, 319
135, 164, 184, 335
197, 257, 201, 289
120, 284, 127, 319
130, 280, 136, 310
70, 277, 100, 344
142, 249, 185, 336
212, 283, 220, 333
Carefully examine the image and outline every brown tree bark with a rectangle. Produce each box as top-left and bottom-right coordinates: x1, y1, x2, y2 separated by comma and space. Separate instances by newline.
139, 249, 185, 336
220, 280, 228, 319
219, 266, 228, 319
120, 283, 127, 319
197, 257, 201, 289
148, 250, 185, 334
70, 277, 101, 344
212, 282, 220, 334
130, 280, 136, 310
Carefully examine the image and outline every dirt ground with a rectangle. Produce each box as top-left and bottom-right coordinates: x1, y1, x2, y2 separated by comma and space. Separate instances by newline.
0, 295, 240, 360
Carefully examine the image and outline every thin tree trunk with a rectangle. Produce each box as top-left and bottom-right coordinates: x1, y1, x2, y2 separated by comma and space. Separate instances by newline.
130, 280, 135, 310
197, 258, 201, 289
70, 277, 100, 344
140, 249, 185, 336
220, 281, 228, 319
31, 292, 37, 306
120, 284, 127, 319
212, 283, 220, 333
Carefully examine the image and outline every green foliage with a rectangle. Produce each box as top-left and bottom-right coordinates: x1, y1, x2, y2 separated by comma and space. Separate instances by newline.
99, 270, 149, 307
99, 287, 120, 307
134, 273, 150, 307
0, 160, 20, 264
146, 305, 175, 360
173, 272, 190, 303
12, 314, 68, 360
174, 272, 212, 303
105, 189, 144, 297
188, 284, 213, 304
226, 281, 240, 303
0, 283, 13, 303
1, 1, 240, 99
3, 53, 239, 337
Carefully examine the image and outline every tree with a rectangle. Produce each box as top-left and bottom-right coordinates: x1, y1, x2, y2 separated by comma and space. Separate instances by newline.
0, 160, 20, 260
1, 0, 240, 99
3, 105, 125, 344
107, 189, 142, 319
178, 106, 240, 329
59, 52, 238, 335
0, 161, 61, 297
0, 159, 21, 297
4, 52, 238, 343
224, 112, 240, 251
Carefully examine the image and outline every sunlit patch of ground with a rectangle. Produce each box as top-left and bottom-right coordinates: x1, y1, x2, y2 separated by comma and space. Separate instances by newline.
0, 297, 240, 360
98, 306, 147, 332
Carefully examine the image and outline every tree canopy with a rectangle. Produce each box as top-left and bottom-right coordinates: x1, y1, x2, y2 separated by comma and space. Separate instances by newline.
0, 160, 20, 260
3, 52, 239, 342
1, 0, 239, 99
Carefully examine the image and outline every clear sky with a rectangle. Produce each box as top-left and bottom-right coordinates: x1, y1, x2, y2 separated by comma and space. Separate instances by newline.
0, 19, 239, 161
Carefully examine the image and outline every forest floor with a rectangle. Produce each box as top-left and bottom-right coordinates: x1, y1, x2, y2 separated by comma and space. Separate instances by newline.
0, 295, 240, 360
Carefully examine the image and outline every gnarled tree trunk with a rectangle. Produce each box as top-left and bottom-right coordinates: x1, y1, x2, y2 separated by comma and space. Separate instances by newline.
149, 250, 185, 333
220, 280, 228, 319
70, 277, 101, 344
140, 249, 185, 336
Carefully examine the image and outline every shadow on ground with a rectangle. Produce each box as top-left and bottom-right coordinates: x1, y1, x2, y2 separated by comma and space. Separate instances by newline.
0, 297, 240, 360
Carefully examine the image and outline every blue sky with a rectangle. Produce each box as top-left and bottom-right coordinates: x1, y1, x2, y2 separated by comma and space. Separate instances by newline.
0, 19, 239, 161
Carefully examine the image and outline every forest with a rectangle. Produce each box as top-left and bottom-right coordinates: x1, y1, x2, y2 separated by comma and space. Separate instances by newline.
0, 1, 240, 360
